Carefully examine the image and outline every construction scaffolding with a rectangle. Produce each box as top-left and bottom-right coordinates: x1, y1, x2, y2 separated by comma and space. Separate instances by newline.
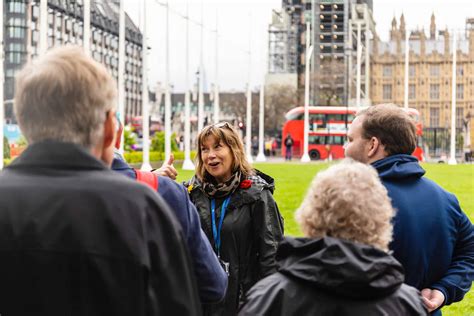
347, 2, 375, 107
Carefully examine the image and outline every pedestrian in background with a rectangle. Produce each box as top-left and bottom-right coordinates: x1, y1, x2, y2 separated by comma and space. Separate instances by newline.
284, 133, 294, 160
239, 160, 428, 316
186, 122, 284, 315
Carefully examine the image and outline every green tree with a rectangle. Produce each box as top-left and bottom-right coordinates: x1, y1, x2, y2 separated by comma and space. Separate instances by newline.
123, 128, 137, 152
16, 135, 28, 147
4, 137, 10, 159
151, 131, 179, 152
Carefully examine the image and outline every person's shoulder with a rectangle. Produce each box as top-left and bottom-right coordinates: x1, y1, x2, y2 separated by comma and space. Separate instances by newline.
156, 175, 190, 206
246, 170, 275, 194
93, 169, 167, 206
239, 273, 294, 315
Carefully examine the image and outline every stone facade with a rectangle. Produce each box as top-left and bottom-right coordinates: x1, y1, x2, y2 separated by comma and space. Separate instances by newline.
371, 14, 474, 155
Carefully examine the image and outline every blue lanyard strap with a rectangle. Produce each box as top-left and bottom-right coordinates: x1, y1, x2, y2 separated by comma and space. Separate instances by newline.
210, 196, 231, 256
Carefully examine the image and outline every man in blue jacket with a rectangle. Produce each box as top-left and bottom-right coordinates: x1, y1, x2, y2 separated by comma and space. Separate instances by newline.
345, 103, 474, 315
112, 127, 227, 304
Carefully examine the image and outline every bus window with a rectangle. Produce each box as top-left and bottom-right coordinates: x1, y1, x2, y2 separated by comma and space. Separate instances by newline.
310, 113, 325, 121
309, 135, 324, 144
325, 136, 345, 145
327, 114, 344, 121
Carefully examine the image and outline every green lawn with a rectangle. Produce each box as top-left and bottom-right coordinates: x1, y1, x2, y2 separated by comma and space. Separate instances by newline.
176, 162, 474, 315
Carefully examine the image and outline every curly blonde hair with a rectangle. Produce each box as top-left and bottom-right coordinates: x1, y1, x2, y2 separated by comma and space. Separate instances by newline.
295, 159, 395, 251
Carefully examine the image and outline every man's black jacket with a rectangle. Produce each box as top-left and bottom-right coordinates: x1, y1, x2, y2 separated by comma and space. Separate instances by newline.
0, 141, 201, 316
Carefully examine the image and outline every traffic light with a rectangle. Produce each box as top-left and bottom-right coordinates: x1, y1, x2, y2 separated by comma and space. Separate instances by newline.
238, 121, 244, 130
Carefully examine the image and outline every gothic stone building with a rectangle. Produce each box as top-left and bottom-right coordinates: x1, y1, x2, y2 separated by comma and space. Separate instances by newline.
371, 14, 474, 157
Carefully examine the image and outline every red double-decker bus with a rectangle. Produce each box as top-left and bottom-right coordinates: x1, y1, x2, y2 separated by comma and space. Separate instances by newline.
282, 106, 424, 161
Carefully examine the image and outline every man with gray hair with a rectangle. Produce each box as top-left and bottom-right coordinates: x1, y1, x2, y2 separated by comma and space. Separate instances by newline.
344, 103, 474, 315
0, 46, 201, 315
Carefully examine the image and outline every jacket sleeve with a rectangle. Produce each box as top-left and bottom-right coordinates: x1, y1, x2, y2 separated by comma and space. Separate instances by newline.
157, 178, 227, 303
178, 183, 228, 303
253, 189, 284, 278
144, 193, 202, 315
238, 275, 284, 316
431, 197, 474, 306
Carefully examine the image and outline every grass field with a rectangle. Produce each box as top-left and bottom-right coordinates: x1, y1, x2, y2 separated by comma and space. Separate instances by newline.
176, 162, 474, 315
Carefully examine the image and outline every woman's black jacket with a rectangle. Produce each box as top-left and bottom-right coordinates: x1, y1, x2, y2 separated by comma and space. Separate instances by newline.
187, 171, 284, 315
239, 237, 429, 316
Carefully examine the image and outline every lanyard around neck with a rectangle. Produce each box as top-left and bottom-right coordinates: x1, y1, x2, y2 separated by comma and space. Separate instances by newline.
210, 196, 231, 257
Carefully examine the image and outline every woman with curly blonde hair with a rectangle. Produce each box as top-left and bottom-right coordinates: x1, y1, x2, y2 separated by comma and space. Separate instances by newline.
240, 159, 428, 316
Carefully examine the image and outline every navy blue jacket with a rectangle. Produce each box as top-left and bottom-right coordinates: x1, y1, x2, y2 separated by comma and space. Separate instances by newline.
372, 155, 474, 314
112, 156, 227, 303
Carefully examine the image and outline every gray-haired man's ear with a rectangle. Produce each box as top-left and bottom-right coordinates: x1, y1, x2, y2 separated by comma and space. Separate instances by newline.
100, 110, 117, 166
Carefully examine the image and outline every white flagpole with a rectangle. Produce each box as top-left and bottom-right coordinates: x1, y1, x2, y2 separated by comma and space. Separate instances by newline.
197, 0, 204, 132
256, 83, 266, 162
448, 31, 457, 165
213, 10, 219, 124
164, 0, 171, 162
245, 13, 253, 163
39, 0, 48, 55
141, 0, 151, 171
301, 22, 312, 162
404, 30, 409, 108
118, 0, 126, 152
0, 0, 4, 169
182, 0, 194, 170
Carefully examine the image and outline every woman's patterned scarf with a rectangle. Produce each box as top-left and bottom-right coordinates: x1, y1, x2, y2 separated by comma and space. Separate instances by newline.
201, 170, 242, 198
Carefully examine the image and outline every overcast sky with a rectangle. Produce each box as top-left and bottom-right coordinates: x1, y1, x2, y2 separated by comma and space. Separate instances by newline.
124, 0, 474, 92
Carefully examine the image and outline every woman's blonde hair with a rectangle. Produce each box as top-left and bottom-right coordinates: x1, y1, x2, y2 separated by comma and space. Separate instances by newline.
295, 159, 395, 251
195, 122, 254, 181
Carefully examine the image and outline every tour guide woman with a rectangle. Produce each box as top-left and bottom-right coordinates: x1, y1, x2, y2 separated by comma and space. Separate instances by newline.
186, 122, 284, 315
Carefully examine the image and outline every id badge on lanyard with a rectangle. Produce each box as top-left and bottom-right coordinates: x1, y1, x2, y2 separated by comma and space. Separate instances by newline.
211, 196, 231, 275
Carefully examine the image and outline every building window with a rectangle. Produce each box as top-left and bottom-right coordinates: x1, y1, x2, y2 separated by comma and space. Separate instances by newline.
430, 107, 439, 127
32, 5, 39, 20
456, 108, 464, 128
430, 65, 440, 76
430, 84, 440, 99
457, 84, 464, 99
8, 27, 25, 39
383, 65, 392, 77
409, 65, 415, 77
9, 2, 26, 14
383, 84, 392, 100
457, 65, 464, 76
409, 84, 416, 99
7, 52, 22, 64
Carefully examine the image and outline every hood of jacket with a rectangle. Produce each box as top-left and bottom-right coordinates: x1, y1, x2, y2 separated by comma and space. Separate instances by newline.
371, 154, 425, 180
277, 237, 405, 299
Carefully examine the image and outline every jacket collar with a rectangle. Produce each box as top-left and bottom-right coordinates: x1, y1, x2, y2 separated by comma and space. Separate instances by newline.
371, 154, 425, 180
7, 140, 107, 171
188, 173, 268, 209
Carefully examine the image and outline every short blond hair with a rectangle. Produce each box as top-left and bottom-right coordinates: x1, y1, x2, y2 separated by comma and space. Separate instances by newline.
195, 122, 254, 181
295, 159, 394, 251
14, 45, 117, 148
